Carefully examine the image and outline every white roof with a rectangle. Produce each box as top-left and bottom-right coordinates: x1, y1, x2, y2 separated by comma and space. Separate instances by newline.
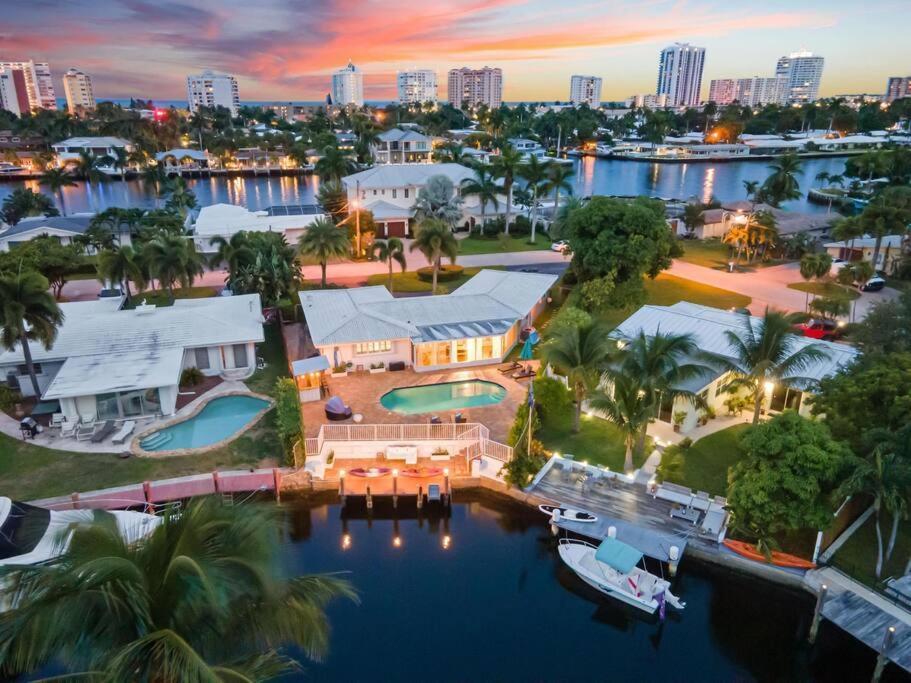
299, 270, 557, 346
156, 148, 209, 161
613, 302, 858, 389
825, 234, 906, 250
364, 200, 414, 220
0, 295, 265, 399
194, 203, 324, 238
377, 128, 430, 143
52, 137, 131, 149
342, 163, 475, 190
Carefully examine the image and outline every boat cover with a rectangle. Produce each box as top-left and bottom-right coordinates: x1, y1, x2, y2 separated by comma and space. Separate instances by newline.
595, 538, 643, 574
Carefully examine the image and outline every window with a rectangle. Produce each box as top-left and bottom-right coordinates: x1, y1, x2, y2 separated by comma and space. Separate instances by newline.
16, 363, 42, 375
233, 344, 249, 368
404, 188, 410, 199
355, 340, 392, 355
373, 189, 377, 196
392, 189, 397, 199
770, 385, 802, 412
194, 347, 210, 370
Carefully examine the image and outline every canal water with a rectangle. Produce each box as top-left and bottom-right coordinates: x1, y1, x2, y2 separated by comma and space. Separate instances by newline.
0, 156, 849, 216
277, 492, 901, 683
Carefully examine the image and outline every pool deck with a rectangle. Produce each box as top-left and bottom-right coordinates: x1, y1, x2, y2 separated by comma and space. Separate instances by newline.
299, 364, 537, 443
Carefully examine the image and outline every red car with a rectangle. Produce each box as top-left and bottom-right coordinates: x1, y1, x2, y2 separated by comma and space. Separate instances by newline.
795, 318, 843, 341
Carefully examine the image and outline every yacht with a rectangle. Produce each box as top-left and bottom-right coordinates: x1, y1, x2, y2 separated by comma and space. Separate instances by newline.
558, 537, 685, 615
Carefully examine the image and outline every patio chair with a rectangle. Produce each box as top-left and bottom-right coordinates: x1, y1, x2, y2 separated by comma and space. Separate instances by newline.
498, 361, 521, 375
60, 420, 78, 438
50, 413, 65, 429
430, 415, 442, 425
324, 396, 353, 421
90, 420, 117, 443
111, 420, 136, 445
453, 412, 467, 424
75, 421, 98, 441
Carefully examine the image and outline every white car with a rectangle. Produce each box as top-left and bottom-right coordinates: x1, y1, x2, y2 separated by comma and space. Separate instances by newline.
551, 240, 571, 253
0, 497, 162, 567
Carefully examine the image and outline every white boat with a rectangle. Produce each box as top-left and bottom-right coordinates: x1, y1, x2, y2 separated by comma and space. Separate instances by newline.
558, 537, 685, 615
0, 497, 162, 567
539, 504, 598, 523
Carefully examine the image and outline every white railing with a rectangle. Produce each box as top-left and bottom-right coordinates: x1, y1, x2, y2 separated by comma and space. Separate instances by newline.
483, 439, 514, 463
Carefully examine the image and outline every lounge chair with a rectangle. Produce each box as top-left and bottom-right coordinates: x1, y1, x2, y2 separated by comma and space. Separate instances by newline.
453, 412, 466, 424
512, 367, 536, 380
60, 420, 77, 438
90, 420, 117, 443
75, 420, 98, 441
324, 396, 352, 421
430, 415, 442, 424
112, 420, 136, 445
498, 361, 521, 374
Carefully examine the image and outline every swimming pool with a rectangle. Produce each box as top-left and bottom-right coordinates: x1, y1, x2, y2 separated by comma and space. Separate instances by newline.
139, 395, 270, 451
380, 380, 507, 414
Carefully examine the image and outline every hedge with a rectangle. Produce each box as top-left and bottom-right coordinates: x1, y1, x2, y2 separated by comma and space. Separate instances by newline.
416, 264, 464, 282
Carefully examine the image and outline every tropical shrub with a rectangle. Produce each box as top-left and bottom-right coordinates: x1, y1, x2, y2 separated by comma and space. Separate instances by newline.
274, 377, 302, 465
416, 264, 464, 282
180, 366, 204, 386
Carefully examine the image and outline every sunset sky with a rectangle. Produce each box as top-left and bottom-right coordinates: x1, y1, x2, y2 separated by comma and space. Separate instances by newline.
5, 0, 906, 103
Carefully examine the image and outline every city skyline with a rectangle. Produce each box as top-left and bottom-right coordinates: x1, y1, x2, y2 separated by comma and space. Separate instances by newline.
2, 0, 906, 103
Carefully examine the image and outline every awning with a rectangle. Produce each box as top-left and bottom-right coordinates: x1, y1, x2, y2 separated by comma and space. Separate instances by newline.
291, 355, 330, 376
595, 538, 643, 574
415, 318, 514, 342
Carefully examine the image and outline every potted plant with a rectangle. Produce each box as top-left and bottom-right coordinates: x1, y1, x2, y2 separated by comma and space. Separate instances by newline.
704, 405, 716, 420
331, 364, 348, 378
430, 447, 450, 461
369, 362, 386, 374
697, 410, 708, 427
672, 410, 687, 433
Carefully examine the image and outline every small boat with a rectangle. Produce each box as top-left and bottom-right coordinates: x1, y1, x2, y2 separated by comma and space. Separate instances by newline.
723, 540, 816, 570
400, 467, 443, 478
348, 467, 391, 478
539, 504, 598, 523
558, 538, 685, 615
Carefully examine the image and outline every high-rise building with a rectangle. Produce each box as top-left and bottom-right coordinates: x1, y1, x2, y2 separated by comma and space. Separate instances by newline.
331, 61, 364, 107
735, 76, 788, 107
569, 75, 602, 108
708, 79, 736, 105
397, 70, 437, 104
447, 67, 503, 109
656, 43, 705, 107
775, 51, 824, 104
0, 60, 56, 110
63, 68, 96, 113
0, 67, 29, 116
186, 70, 240, 116
627, 93, 668, 109
885, 76, 911, 103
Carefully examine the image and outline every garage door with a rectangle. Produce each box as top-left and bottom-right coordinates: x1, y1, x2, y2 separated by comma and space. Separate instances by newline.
385, 221, 407, 237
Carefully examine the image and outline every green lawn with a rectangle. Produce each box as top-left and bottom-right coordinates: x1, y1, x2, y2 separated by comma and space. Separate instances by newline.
787, 281, 860, 301
657, 424, 750, 496
537, 404, 648, 472
456, 234, 551, 256
677, 239, 787, 270
127, 286, 220, 308
830, 511, 911, 589
246, 323, 289, 396
365, 266, 505, 294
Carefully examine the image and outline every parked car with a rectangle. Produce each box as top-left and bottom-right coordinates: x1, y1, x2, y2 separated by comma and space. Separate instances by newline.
794, 318, 844, 341
858, 276, 886, 292
829, 258, 849, 277
551, 240, 571, 253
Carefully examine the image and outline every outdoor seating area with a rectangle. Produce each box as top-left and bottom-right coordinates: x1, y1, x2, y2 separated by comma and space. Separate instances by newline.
650, 481, 730, 539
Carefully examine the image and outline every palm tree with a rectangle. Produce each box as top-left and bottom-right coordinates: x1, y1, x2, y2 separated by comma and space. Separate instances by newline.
839, 448, 911, 578
682, 203, 705, 237
97, 244, 145, 302
760, 153, 803, 207
519, 156, 550, 243
435, 141, 468, 164
814, 171, 831, 188
0, 498, 354, 680
372, 238, 406, 292
412, 175, 463, 231
743, 179, 760, 210
297, 217, 350, 287
0, 188, 59, 226
544, 162, 575, 222
209, 232, 255, 272
541, 321, 616, 433
163, 177, 197, 218
798, 253, 833, 310
491, 144, 523, 235
315, 144, 356, 183
722, 220, 750, 265
141, 165, 166, 209
461, 165, 500, 236
0, 269, 64, 396
717, 309, 828, 424
550, 195, 583, 241
316, 179, 348, 223
142, 233, 204, 303
409, 218, 459, 294
588, 374, 653, 473
39, 167, 78, 216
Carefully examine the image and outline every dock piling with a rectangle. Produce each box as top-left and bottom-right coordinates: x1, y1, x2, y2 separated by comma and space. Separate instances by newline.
444, 468, 451, 507
339, 470, 346, 506
808, 583, 828, 645
417, 486, 423, 510
872, 626, 895, 683
392, 469, 398, 508
366, 486, 373, 511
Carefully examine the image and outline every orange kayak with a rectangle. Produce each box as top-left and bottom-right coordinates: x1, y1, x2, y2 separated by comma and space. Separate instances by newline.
723, 540, 816, 570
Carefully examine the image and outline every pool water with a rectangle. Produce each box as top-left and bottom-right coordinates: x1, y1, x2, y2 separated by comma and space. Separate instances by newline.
379, 380, 507, 414
276, 493, 889, 682
139, 395, 270, 451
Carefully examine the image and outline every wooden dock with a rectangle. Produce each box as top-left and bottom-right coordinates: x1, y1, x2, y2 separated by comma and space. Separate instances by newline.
338, 469, 453, 510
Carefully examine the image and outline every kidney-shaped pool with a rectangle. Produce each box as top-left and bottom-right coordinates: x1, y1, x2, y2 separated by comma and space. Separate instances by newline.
139, 395, 270, 451
380, 379, 507, 415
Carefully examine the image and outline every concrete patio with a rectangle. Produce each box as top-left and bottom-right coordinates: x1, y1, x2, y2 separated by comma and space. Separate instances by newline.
299, 364, 538, 443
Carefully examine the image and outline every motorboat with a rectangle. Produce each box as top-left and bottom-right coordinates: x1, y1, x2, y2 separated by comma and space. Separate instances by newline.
539, 504, 598, 523
348, 467, 391, 478
0, 497, 162, 567
558, 537, 685, 615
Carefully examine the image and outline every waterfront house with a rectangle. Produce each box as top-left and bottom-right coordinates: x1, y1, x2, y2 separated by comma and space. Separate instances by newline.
824, 234, 907, 274
508, 138, 548, 161
691, 200, 834, 240
192, 203, 325, 253
0, 214, 102, 252
52, 137, 134, 175
342, 163, 508, 237
298, 269, 556, 372
155, 148, 213, 173
0, 295, 264, 421
372, 128, 433, 164
609, 302, 858, 433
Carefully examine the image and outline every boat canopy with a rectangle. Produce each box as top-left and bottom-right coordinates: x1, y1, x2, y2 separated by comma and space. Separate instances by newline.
595, 538, 643, 574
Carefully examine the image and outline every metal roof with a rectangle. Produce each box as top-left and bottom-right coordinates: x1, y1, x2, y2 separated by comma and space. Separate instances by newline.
0, 215, 93, 239
264, 204, 321, 216
342, 163, 475, 190
291, 355, 330, 376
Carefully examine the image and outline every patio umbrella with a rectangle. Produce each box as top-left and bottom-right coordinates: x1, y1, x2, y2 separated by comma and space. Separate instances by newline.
519, 337, 534, 371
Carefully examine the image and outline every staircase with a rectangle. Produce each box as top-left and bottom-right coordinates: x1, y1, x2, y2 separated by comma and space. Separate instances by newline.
139, 432, 172, 450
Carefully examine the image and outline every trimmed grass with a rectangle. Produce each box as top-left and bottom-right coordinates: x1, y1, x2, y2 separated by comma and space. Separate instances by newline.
456, 234, 551, 256
657, 424, 750, 496
127, 286, 219, 308
677, 239, 787, 270
831, 511, 911, 589
0, 415, 282, 502
787, 281, 860, 301
537, 405, 648, 472
365, 266, 505, 294
246, 323, 289, 396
